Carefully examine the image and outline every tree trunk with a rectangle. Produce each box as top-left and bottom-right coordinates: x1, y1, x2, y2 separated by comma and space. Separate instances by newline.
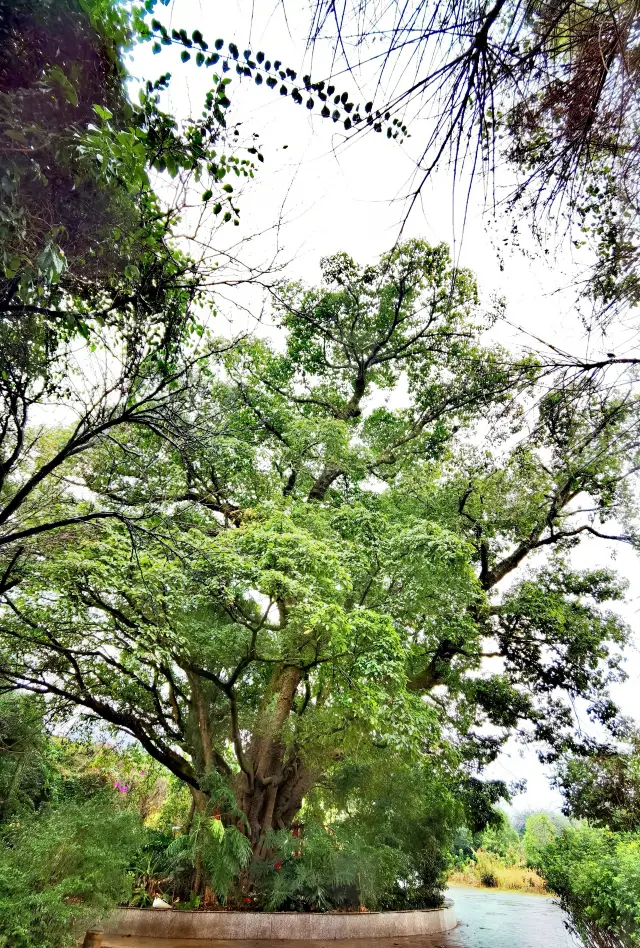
236, 756, 317, 855
194, 854, 203, 897
233, 665, 317, 852
189, 785, 210, 896
185, 662, 321, 861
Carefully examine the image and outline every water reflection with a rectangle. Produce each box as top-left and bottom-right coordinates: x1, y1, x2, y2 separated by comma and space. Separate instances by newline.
440, 886, 581, 948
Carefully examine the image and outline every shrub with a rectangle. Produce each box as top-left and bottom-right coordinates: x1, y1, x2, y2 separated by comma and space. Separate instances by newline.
523, 813, 558, 868
474, 850, 501, 889
448, 848, 547, 893
254, 823, 408, 911
302, 758, 469, 910
0, 795, 142, 948
0, 694, 51, 820
540, 825, 640, 947
165, 814, 253, 904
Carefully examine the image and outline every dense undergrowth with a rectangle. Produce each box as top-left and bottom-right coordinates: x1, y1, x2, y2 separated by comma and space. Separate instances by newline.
4, 692, 638, 948
448, 811, 552, 894
0, 695, 456, 947
449, 851, 546, 893
540, 827, 640, 948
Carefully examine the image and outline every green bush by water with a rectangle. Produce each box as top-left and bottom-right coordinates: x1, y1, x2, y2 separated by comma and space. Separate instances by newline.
539, 825, 640, 947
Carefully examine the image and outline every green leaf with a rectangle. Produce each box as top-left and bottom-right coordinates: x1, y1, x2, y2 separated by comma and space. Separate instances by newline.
49, 65, 78, 105
93, 105, 113, 122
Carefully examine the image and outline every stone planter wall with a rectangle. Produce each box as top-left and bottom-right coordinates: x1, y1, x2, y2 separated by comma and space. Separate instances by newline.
104, 901, 456, 940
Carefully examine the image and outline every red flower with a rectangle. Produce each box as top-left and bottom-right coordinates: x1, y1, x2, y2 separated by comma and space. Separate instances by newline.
274, 861, 283, 870
244, 897, 251, 903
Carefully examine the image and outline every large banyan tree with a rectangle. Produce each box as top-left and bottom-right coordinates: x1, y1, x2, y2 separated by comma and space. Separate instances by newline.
0, 240, 638, 900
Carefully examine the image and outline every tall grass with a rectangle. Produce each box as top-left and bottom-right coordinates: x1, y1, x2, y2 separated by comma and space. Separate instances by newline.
449, 850, 547, 894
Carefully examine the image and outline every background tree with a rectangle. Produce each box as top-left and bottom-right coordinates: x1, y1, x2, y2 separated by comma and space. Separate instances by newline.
303, 0, 640, 324
555, 733, 640, 833
0, 0, 276, 597
510, 807, 569, 836
475, 812, 521, 862
1, 240, 637, 901
522, 813, 558, 868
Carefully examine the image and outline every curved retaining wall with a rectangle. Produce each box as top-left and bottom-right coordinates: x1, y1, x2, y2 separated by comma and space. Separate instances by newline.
104, 901, 456, 940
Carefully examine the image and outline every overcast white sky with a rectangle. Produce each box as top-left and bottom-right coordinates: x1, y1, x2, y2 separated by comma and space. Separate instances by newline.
130, 0, 639, 811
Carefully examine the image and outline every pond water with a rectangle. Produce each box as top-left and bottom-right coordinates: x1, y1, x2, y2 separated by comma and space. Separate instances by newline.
439, 886, 581, 948
103, 887, 582, 948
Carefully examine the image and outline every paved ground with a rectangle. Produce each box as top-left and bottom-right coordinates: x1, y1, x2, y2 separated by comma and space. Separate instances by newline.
103, 937, 460, 948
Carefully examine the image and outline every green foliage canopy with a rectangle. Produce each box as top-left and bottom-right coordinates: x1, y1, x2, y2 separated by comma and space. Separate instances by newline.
556, 735, 640, 833
523, 813, 558, 868
0, 0, 272, 599
0, 240, 638, 899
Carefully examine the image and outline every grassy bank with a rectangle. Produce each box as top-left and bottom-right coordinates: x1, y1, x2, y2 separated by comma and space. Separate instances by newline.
449, 851, 547, 894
